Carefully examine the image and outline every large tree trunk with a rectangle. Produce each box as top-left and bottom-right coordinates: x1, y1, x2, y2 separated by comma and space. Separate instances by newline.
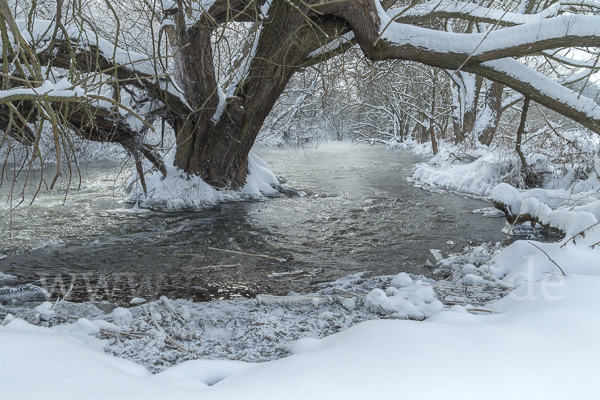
170, 0, 315, 188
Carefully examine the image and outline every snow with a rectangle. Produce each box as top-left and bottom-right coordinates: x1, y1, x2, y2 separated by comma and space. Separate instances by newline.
376, 3, 600, 126
388, 0, 561, 26
481, 58, 600, 120
2, 255, 600, 399
111, 307, 134, 326
379, 11, 600, 62
221, 20, 266, 111
13, 19, 154, 77
0, 77, 86, 103
7, 19, 191, 112
412, 146, 507, 196
490, 182, 522, 214
389, 271, 413, 288
365, 284, 443, 319
4, 9, 600, 388
489, 182, 600, 239
306, 32, 355, 59
130, 150, 280, 210
158, 359, 253, 386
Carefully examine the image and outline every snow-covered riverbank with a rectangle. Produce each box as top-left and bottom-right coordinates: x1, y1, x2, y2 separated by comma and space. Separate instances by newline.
2, 141, 599, 399
2, 244, 599, 399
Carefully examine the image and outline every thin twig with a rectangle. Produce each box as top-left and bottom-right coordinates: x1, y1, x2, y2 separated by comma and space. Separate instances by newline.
149, 306, 188, 352
175, 253, 206, 257
561, 221, 600, 248
159, 296, 198, 337
529, 242, 566, 276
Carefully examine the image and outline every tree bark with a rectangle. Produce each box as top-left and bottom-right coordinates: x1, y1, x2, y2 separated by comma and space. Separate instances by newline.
170, 0, 320, 188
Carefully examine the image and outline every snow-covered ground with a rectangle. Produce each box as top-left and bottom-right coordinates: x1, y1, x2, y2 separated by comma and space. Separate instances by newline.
1, 240, 599, 399
2, 140, 600, 399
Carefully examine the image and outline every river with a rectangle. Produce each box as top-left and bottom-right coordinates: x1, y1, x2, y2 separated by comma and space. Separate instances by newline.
0, 142, 507, 305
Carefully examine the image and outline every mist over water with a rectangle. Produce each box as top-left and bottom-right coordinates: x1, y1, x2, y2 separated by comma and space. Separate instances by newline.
0, 142, 507, 304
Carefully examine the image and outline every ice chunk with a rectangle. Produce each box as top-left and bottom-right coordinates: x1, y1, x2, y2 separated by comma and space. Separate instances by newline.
0, 272, 16, 285
130, 297, 147, 305
390, 272, 414, 288
342, 298, 356, 311
111, 308, 133, 327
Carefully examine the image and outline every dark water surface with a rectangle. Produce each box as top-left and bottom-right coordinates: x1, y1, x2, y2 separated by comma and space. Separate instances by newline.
0, 143, 506, 304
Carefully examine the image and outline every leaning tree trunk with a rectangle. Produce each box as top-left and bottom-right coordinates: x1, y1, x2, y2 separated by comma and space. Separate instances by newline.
170, 0, 317, 189
450, 72, 504, 147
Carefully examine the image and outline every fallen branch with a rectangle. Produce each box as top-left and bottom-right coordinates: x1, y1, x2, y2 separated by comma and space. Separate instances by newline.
100, 329, 147, 339
466, 308, 501, 314
492, 201, 564, 236
159, 296, 198, 338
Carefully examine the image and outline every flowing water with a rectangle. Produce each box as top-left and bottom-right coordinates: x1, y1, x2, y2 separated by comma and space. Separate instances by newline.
0, 142, 507, 305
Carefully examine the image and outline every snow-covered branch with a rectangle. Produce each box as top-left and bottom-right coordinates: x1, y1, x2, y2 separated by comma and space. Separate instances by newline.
389, 0, 560, 26
8, 19, 191, 115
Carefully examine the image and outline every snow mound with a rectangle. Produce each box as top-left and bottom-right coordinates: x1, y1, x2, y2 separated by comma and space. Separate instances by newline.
158, 359, 254, 386
365, 273, 443, 320
4, 265, 600, 399
412, 146, 512, 196
130, 152, 281, 210
410, 135, 600, 198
